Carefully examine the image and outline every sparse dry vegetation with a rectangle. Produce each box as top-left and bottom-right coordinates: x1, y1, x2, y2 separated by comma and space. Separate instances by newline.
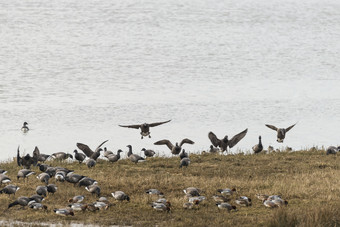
0, 147, 340, 226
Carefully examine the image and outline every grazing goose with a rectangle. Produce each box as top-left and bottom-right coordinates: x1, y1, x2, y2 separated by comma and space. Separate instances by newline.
8, 196, 34, 208
153, 198, 167, 205
86, 203, 100, 212
183, 187, 201, 197
74, 150, 86, 163
0, 185, 20, 196
142, 148, 156, 158
103, 147, 114, 158
36, 186, 48, 197
55, 171, 66, 182
111, 191, 130, 201
271, 198, 288, 207
179, 149, 188, 160
47, 184, 58, 194
326, 146, 339, 155
235, 196, 252, 206
252, 136, 263, 154
76, 140, 108, 160
183, 202, 198, 209
86, 159, 96, 168
37, 163, 49, 172
51, 152, 73, 160
65, 174, 86, 185
17, 146, 39, 169
0, 174, 11, 185
30, 194, 45, 203
212, 195, 230, 203
154, 138, 195, 155
17, 169, 35, 181
151, 201, 171, 212
69, 195, 85, 203
38, 153, 50, 162
209, 145, 219, 153
98, 197, 109, 203
0, 169, 7, 174
44, 167, 57, 177
256, 194, 269, 201
37, 173, 50, 184
28, 202, 47, 210
85, 184, 101, 197
106, 150, 123, 163
146, 189, 164, 196
216, 202, 237, 212
119, 120, 171, 139
68, 203, 88, 211
78, 177, 97, 187
126, 145, 145, 164
208, 129, 248, 152
217, 188, 236, 197
263, 199, 279, 208
21, 122, 29, 133
92, 201, 110, 210
54, 208, 74, 216
188, 196, 206, 204
265, 123, 296, 143
180, 157, 190, 168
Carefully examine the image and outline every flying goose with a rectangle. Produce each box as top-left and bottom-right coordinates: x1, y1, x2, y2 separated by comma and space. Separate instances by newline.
17, 146, 39, 169
252, 136, 263, 154
76, 140, 108, 160
126, 145, 145, 164
154, 138, 194, 155
119, 120, 171, 139
142, 148, 156, 158
208, 129, 248, 152
21, 122, 29, 133
111, 191, 130, 201
17, 169, 35, 181
105, 150, 123, 163
74, 150, 86, 163
51, 152, 73, 160
0, 185, 20, 196
265, 123, 296, 143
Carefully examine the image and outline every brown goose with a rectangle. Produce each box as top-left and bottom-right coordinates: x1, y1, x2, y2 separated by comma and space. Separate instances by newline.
76, 140, 108, 160
252, 136, 263, 154
265, 123, 296, 143
17, 146, 39, 169
208, 129, 248, 152
119, 120, 171, 139
154, 138, 194, 155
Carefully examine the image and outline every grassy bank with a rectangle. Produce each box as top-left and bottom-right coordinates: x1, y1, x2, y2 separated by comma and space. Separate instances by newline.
0, 147, 340, 226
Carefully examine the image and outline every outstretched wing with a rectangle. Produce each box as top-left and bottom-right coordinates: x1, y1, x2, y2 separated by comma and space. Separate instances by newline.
149, 120, 171, 127
32, 146, 40, 166
76, 143, 94, 158
154, 139, 174, 150
265, 124, 278, 131
228, 128, 248, 148
94, 140, 109, 153
208, 132, 221, 147
179, 138, 195, 147
118, 124, 141, 129
17, 146, 22, 167
285, 123, 296, 132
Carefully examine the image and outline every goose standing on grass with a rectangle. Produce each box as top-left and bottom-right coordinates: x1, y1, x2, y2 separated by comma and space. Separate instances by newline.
103, 147, 113, 158
37, 173, 50, 184
217, 188, 236, 197
76, 140, 108, 160
0, 174, 11, 185
17, 169, 35, 181
119, 120, 171, 139
0, 185, 20, 196
235, 196, 252, 206
36, 186, 48, 197
38, 153, 50, 162
30, 194, 45, 203
183, 187, 201, 197
265, 123, 296, 143
86, 159, 96, 168
216, 202, 237, 212
74, 150, 86, 163
68, 195, 85, 203
78, 177, 97, 187
179, 149, 188, 160
17, 146, 39, 169
28, 202, 47, 210
126, 145, 145, 164
65, 173, 86, 185
21, 122, 29, 133
326, 146, 339, 155
47, 184, 58, 194
106, 149, 123, 163
154, 138, 195, 155
180, 157, 190, 168
151, 201, 171, 212
86, 184, 101, 197
0, 169, 7, 174
209, 145, 219, 153
51, 152, 73, 160
208, 129, 248, 152
111, 191, 130, 201
252, 136, 263, 154
146, 189, 164, 196
54, 208, 74, 216
142, 148, 156, 158
8, 196, 34, 208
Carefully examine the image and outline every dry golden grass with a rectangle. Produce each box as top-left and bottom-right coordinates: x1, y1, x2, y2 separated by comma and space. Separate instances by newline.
0, 148, 340, 226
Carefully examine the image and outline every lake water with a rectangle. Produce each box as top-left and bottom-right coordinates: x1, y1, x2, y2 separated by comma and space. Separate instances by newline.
0, 0, 339, 161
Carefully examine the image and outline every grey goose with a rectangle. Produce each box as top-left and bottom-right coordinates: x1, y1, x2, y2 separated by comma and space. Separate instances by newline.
105, 149, 123, 163
142, 148, 156, 158
180, 157, 190, 168
119, 120, 171, 139
179, 149, 188, 160
17, 146, 39, 169
17, 169, 35, 181
209, 145, 220, 153
36, 186, 47, 197
0, 185, 20, 196
326, 146, 340, 155
68, 195, 85, 203
0, 174, 11, 185
30, 194, 45, 203
86, 159, 96, 168
216, 202, 237, 212
154, 138, 194, 155
21, 122, 29, 133
265, 123, 296, 143
8, 196, 34, 208
208, 129, 248, 152
126, 145, 145, 164
151, 201, 171, 212
146, 189, 164, 196
76, 140, 108, 160
38, 153, 50, 162
86, 184, 101, 197
252, 136, 263, 154
36, 173, 50, 184
74, 149, 86, 163
51, 152, 73, 160
65, 173, 86, 185
47, 184, 58, 194
53, 208, 74, 216
103, 147, 114, 158
111, 191, 130, 201
78, 177, 97, 187
28, 202, 47, 210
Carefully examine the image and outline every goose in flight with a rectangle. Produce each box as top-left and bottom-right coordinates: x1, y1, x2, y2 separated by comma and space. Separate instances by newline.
154, 138, 194, 155
76, 140, 108, 160
265, 123, 296, 143
208, 129, 248, 152
119, 120, 171, 139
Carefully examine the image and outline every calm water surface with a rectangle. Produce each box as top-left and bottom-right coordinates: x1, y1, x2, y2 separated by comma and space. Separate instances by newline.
0, 0, 339, 160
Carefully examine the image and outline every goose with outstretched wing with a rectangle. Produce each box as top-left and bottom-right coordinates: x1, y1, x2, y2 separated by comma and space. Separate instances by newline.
265, 123, 296, 143
119, 120, 171, 139
208, 128, 248, 152
154, 138, 194, 155
76, 140, 108, 160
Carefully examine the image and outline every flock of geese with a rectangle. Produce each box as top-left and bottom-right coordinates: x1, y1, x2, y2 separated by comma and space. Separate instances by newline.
0, 119, 330, 219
